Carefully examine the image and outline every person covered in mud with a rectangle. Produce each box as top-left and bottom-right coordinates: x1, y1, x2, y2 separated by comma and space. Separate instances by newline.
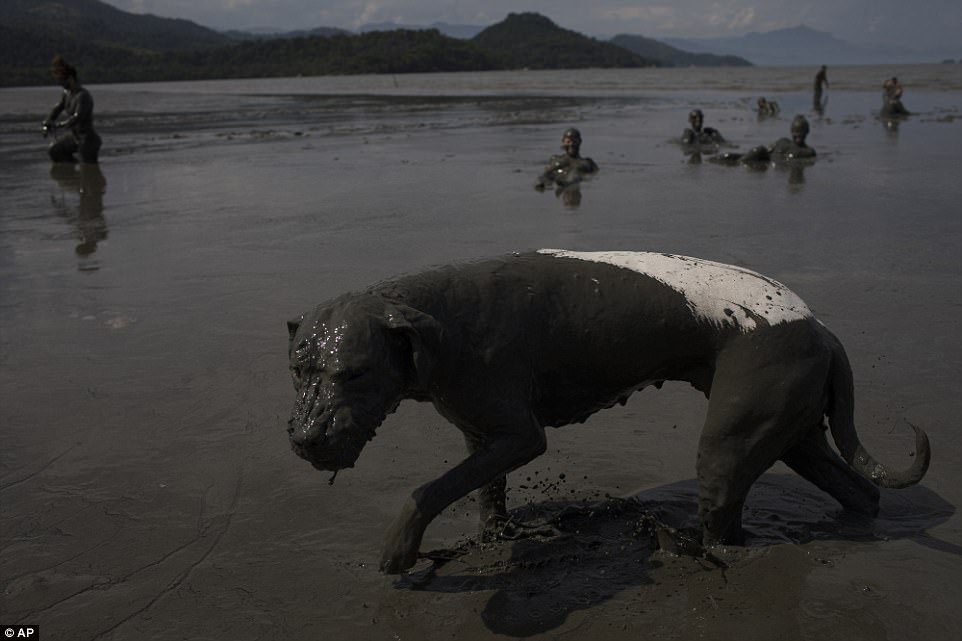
534, 127, 598, 190
681, 109, 725, 146
713, 115, 816, 165
881, 76, 909, 117
814, 65, 829, 101
42, 56, 102, 164
757, 97, 780, 117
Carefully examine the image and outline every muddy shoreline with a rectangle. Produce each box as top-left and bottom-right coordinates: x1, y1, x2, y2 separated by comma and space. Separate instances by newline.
2, 69, 961, 640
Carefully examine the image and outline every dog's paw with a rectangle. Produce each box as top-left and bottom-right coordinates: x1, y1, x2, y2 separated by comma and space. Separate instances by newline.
379, 500, 426, 574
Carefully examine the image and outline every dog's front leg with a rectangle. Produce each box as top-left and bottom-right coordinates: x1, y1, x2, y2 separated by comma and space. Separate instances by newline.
379, 422, 546, 573
464, 433, 508, 529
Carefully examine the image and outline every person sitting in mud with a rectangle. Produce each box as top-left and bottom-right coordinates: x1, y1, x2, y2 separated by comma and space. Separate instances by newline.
534, 128, 599, 190
713, 115, 816, 165
757, 97, 780, 117
42, 56, 102, 164
681, 109, 725, 146
881, 76, 909, 118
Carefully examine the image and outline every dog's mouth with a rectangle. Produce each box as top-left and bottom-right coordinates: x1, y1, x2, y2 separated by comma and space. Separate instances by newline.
290, 438, 357, 472
287, 422, 364, 473
287, 401, 378, 473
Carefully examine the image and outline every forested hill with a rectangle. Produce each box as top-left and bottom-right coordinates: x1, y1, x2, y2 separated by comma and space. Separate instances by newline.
474, 13, 656, 70
2, 3, 670, 86
0, 0, 232, 53
610, 34, 751, 67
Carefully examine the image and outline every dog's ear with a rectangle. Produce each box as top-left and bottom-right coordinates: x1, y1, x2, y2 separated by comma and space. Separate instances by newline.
383, 303, 441, 390
287, 316, 303, 357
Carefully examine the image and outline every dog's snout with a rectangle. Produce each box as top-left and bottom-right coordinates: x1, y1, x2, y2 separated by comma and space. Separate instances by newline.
288, 422, 324, 447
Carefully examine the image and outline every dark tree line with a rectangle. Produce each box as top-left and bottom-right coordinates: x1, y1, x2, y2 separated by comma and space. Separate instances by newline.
1, 11, 660, 87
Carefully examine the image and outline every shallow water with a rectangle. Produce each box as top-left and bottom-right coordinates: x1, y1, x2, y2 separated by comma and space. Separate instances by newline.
1, 65, 961, 640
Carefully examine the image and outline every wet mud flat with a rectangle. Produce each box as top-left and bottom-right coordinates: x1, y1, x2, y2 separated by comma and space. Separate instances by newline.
2, 68, 962, 640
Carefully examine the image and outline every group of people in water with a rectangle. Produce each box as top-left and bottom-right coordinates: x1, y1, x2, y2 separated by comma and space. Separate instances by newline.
532, 64, 913, 194
534, 103, 818, 195
40, 56, 911, 198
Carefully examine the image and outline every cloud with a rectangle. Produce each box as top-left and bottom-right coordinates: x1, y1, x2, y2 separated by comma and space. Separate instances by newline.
596, 5, 678, 31
356, 3, 384, 28
599, 5, 675, 21
706, 5, 756, 31
727, 7, 755, 30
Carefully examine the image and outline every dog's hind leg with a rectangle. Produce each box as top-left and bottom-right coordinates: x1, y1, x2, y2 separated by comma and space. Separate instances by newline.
695, 422, 766, 545
696, 334, 831, 546
781, 427, 880, 516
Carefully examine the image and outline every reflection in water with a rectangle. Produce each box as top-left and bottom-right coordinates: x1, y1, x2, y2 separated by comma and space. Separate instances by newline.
558, 183, 582, 209
881, 114, 904, 135
535, 178, 587, 209
777, 161, 812, 193
812, 94, 827, 118
49, 163, 107, 268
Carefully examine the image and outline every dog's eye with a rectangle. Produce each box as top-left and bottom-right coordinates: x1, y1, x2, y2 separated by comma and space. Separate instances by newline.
333, 368, 366, 383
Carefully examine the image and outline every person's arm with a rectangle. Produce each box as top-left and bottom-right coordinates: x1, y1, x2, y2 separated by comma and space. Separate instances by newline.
704, 127, 725, 143
535, 156, 559, 189
43, 91, 67, 128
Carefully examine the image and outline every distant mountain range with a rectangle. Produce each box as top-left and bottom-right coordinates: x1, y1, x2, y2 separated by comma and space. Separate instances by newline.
3, 0, 955, 87
662, 25, 961, 66
0, 0, 231, 52
224, 15, 747, 68
610, 34, 749, 68
470, 12, 660, 70
359, 22, 485, 40
244, 21, 958, 66
1, 2, 748, 87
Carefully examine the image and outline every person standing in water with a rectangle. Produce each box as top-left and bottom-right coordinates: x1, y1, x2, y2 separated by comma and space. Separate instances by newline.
813, 65, 829, 103
43, 56, 102, 164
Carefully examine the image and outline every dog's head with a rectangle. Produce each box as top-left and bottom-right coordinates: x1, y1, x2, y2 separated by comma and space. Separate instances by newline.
286, 293, 439, 472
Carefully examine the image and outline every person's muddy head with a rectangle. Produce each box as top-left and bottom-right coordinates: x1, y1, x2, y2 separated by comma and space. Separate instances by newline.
561, 128, 582, 156
790, 115, 811, 146
51, 55, 77, 87
688, 109, 704, 131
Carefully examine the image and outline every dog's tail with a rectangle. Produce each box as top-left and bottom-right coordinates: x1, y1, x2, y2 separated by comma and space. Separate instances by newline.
825, 327, 931, 488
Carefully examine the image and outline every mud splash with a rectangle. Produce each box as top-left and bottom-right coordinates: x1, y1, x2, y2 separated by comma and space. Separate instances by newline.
383, 473, 954, 637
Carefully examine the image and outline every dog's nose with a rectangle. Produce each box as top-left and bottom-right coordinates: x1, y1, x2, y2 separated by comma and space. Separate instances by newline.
288, 421, 324, 447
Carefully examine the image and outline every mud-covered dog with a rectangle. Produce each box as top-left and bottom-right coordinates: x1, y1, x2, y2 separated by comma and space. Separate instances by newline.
286, 250, 930, 573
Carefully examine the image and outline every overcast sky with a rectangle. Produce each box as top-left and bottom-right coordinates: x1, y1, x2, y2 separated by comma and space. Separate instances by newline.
101, 1, 961, 49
